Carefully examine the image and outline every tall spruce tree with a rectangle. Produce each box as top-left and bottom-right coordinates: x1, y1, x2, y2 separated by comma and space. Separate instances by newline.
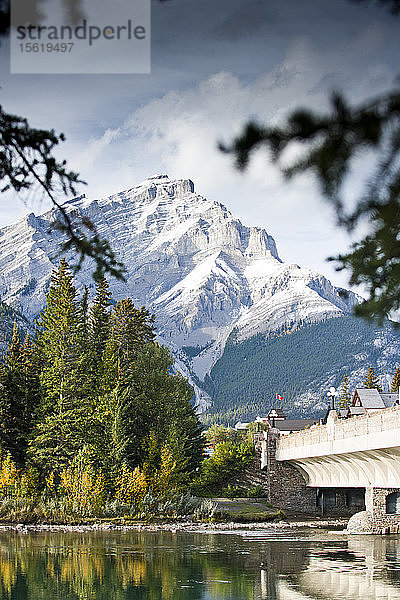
0, 325, 41, 466
78, 286, 90, 341
99, 299, 156, 468
363, 365, 382, 392
108, 299, 155, 381
391, 368, 400, 393
89, 278, 112, 393
91, 278, 112, 352
338, 374, 351, 409
29, 259, 103, 473
34, 258, 80, 410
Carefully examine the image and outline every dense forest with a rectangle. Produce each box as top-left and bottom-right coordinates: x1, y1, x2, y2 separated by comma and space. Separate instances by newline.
0, 259, 205, 519
203, 316, 400, 425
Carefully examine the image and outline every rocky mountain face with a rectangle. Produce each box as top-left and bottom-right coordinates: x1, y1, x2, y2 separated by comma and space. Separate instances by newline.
0, 302, 32, 354
207, 316, 400, 424
0, 175, 361, 408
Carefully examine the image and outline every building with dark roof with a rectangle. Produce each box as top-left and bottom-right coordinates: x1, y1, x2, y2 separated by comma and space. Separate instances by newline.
336, 388, 400, 418
272, 418, 319, 434
380, 392, 399, 408
266, 409, 319, 434
352, 388, 385, 410
235, 408, 319, 434
266, 407, 287, 421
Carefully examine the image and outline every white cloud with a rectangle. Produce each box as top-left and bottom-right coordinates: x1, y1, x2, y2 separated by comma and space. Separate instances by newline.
2, 24, 397, 294
78, 35, 390, 292
74, 128, 122, 170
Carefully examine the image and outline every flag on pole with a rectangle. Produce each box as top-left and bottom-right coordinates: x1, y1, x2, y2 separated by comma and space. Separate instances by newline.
276, 394, 284, 401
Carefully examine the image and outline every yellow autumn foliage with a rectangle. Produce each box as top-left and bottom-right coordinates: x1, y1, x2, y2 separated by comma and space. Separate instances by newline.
45, 471, 56, 498
0, 453, 40, 499
0, 453, 19, 497
59, 447, 105, 514
115, 465, 147, 505
156, 446, 178, 495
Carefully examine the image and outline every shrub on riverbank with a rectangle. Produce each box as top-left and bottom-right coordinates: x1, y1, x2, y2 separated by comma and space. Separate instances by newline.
0, 493, 202, 524
0, 448, 204, 523
193, 499, 218, 521
191, 438, 254, 497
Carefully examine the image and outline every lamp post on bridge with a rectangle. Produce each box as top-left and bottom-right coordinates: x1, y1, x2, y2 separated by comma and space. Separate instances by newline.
269, 408, 278, 428
327, 387, 338, 411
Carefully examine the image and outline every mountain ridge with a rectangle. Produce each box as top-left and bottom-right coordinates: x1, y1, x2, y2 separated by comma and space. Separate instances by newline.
0, 175, 363, 409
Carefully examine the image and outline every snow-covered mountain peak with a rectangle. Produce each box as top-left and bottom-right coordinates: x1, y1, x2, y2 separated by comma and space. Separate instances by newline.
147, 173, 171, 181
0, 175, 359, 407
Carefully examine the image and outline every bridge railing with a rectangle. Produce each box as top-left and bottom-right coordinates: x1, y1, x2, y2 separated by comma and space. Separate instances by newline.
275, 424, 328, 449
277, 405, 400, 451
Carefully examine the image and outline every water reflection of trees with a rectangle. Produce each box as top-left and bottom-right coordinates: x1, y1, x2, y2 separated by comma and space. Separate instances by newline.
1, 531, 399, 600
0, 531, 296, 600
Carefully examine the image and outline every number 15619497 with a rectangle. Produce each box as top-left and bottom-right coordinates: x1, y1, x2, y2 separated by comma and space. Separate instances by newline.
19, 43, 74, 52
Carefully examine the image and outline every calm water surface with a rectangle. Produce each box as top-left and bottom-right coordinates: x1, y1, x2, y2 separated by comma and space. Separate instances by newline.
0, 528, 399, 599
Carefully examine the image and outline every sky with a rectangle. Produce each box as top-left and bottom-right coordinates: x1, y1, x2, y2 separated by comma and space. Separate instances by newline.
1, 0, 399, 290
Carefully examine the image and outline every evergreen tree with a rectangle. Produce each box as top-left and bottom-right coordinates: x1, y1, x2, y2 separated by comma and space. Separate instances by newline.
34, 258, 80, 412
113, 343, 203, 473
161, 425, 191, 491
391, 368, 400, 392
0, 325, 41, 466
338, 374, 351, 409
29, 259, 103, 473
75, 286, 95, 400
105, 299, 156, 386
91, 278, 112, 355
363, 365, 382, 392
78, 286, 90, 342
89, 278, 112, 392
95, 297, 157, 465
111, 299, 155, 372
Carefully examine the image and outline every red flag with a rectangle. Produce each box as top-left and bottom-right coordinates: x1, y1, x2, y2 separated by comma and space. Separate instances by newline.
276, 394, 283, 401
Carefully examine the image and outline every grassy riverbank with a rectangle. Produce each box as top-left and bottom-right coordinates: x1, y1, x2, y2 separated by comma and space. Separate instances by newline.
0, 496, 284, 525
211, 499, 284, 523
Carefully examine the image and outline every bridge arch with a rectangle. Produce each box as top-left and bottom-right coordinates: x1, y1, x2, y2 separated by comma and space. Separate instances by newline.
386, 492, 400, 514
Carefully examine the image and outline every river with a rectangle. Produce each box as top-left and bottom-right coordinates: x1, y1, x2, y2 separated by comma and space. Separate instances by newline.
0, 528, 399, 599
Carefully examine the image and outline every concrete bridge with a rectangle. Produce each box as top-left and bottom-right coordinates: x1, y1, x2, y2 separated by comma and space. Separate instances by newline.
258, 405, 400, 532
274, 406, 400, 488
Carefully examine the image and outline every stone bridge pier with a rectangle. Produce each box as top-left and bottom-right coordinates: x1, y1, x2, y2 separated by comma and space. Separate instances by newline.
254, 430, 316, 514
347, 487, 400, 534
